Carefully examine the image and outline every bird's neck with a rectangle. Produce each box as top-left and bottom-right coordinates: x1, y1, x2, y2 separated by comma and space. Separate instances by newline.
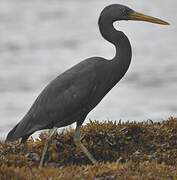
99, 17, 132, 81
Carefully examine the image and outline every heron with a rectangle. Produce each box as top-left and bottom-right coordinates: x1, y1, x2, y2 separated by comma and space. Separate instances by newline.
6, 4, 169, 167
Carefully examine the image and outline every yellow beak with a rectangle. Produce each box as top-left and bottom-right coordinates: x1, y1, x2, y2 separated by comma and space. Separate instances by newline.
129, 11, 170, 25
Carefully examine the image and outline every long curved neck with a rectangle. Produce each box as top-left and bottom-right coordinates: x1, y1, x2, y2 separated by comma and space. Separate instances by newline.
98, 16, 132, 81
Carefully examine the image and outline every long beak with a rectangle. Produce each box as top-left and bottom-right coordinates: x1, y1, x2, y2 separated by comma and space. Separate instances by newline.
129, 11, 170, 25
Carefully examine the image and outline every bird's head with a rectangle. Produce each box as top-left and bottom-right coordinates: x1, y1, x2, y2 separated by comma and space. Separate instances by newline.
100, 4, 169, 25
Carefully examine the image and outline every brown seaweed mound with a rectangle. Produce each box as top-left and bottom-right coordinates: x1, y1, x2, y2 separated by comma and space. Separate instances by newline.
0, 117, 177, 179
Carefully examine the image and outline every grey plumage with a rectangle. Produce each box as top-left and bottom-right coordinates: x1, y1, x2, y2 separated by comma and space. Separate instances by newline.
7, 56, 129, 142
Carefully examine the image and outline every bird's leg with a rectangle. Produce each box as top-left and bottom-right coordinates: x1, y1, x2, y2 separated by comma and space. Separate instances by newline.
74, 125, 97, 164
39, 127, 58, 168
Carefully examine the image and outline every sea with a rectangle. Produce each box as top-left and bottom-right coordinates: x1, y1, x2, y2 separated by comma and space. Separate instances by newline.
0, 0, 176, 140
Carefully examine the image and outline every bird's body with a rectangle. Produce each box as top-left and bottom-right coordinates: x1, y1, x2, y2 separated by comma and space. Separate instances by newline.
6, 4, 169, 166
7, 54, 131, 141
9, 58, 111, 140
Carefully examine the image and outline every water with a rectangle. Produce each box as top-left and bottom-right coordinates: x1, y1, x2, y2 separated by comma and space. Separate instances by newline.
0, 0, 176, 139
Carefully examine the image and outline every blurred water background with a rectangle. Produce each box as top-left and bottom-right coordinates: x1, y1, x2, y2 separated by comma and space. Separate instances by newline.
0, 0, 176, 139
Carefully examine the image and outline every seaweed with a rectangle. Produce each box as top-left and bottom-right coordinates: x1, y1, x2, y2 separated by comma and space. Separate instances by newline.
0, 117, 177, 179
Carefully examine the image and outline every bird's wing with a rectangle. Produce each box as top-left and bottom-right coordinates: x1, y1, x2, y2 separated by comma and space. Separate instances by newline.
15, 61, 99, 136
39, 70, 97, 121
7, 58, 107, 141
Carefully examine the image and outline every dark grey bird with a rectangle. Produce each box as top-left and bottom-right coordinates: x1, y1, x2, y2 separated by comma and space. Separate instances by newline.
6, 4, 169, 167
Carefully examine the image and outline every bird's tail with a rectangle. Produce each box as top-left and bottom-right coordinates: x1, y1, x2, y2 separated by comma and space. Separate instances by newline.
6, 123, 20, 142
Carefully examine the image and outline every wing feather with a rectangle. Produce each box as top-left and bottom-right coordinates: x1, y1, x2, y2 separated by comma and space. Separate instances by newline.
10, 59, 101, 138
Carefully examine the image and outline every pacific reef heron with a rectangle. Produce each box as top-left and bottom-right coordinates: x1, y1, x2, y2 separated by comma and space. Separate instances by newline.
6, 4, 169, 167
